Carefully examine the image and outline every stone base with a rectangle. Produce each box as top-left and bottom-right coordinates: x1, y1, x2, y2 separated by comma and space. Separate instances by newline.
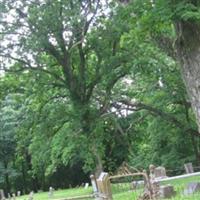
184, 182, 200, 195
159, 185, 176, 199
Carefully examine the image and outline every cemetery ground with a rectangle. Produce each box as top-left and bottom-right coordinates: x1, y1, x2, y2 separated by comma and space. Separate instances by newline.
15, 175, 200, 200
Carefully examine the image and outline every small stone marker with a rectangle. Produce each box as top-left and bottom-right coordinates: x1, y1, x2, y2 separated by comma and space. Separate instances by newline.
28, 191, 34, 200
184, 182, 200, 195
0, 190, 5, 200
84, 183, 89, 189
48, 187, 54, 198
90, 175, 99, 200
0, 189, 5, 200
184, 163, 194, 174
12, 193, 16, 200
17, 191, 21, 197
159, 185, 175, 199
154, 166, 167, 179
90, 175, 98, 193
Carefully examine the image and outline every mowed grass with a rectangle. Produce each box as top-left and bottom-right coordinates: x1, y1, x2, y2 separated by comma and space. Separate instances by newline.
16, 187, 93, 200
15, 175, 200, 200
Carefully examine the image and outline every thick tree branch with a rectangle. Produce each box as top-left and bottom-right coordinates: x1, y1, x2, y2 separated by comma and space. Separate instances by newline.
0, 54, 66, 85
111, 99, 200, 137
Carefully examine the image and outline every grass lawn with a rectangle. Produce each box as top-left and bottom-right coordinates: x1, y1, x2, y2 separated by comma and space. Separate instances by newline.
15, 187, 93, 200
15, 175, 200, 200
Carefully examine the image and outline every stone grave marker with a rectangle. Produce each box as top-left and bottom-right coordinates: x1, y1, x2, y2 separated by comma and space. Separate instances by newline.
17, 191, 21, 197
90, 175, 98, 193
48, 187, 54, 198
28, 191, 34, 200
159, 185, 176, 199
184, 163, 194, 174
154, 166, 167, 179
12, 193, 16, 200
0, 190, 5, 200
184, 182, 200, 195
84, 183, 89, 189
7, 193, 11, 200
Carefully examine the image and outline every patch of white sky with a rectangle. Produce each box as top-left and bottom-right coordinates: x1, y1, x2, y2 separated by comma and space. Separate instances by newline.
0, 1, 31, 75
0, 0, 112, 58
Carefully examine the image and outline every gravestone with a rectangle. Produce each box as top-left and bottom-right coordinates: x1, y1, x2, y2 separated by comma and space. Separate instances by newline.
184, 182, 200, 195
0, 190, 5, 200
90, 175, 99, 200
159, 185, 175, 199
154, 166, 167, 179
12, 193, 16, 200
84, 183, 89, 189
48, 187, 54, 198
28, 191, 34, 200
184, 163, 194, 174
8, 193, 11, 200
0, 189, 5, 200
17, 191, 21, 197
90, 175, 98, 193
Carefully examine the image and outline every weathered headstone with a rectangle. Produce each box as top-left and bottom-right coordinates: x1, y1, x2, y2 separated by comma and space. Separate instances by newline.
0, 190, 5, 200
48, 187, 54, 198
154, 167, 167, 179
7, 193, 11, 200
184, 182, 200, 195
12, 193, 16, 200
28, 191, 34, 200
17, 191, 21, 197
90, 175, 98, 193
159, 185, 175, 199
184, 163, 194, 174
97, 172, 112, 200
84, 183, 89, 189
90, 175, 99, 200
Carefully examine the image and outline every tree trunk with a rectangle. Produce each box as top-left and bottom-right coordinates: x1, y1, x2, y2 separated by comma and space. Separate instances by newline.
21, 162, 28, 194
191, 135, 200, 165
94, 153, 103, 178
4, 162, 10, 194
175, 21, 200, 131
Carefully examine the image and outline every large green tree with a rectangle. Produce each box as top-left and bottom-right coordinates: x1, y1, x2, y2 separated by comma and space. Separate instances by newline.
0, 0, 135, 175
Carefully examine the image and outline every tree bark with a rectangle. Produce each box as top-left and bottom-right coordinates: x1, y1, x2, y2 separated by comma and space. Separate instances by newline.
175, 21, 200, 131
4, 162, 10, 194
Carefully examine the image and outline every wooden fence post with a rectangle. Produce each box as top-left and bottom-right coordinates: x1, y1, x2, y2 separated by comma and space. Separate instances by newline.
97, 172, 112, 200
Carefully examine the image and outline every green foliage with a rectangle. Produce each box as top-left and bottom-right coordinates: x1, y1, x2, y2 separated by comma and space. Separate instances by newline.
0, 0, 200, 194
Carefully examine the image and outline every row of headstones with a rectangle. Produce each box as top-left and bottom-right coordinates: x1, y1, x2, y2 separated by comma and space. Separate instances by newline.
151, 181, 200, 198
150, 163, 200, 199
149, 162, 195, 180
90, 162, 199, 200
0, 187, 54, 200
0, 190, 34, 200
0, 183, 91, 200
